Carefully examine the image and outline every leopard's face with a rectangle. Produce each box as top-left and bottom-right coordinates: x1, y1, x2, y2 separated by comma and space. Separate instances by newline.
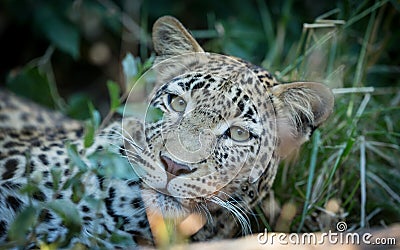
123, 16, 334, 221
132, 64, 277, 217
123, 53, 279, 218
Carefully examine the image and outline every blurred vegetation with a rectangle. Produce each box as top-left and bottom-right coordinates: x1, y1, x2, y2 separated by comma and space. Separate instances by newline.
0, 0, 399, 248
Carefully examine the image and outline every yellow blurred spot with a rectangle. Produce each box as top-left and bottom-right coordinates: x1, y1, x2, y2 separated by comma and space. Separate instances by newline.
178, 213, 206, 237
146, 208, 170, 247
275, 202, 297, 232
146, 204, 206, 248
325, 198, 341, 214
281, 202, 297, 220
89, 42, 111, 65
39, 242, 58, 250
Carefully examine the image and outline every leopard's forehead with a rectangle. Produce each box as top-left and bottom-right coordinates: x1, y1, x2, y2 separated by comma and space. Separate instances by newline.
152, 52, 278, 93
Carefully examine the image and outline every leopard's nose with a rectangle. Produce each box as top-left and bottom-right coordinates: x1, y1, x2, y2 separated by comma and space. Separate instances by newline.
160, 155, 196, 177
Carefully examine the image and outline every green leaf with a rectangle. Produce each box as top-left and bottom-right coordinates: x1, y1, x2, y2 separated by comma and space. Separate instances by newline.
34, 5, 80, 58
83, 120, 95, 149
62, 171, 84, 191
146, 106, 164, 123
88, 150, 139, 180
6, 66, 55, 108
84, 196, 103, 211
122, 53, 139, 79
88, 102, 101, 128
19, 182, 41, 197
71, 181, 85, 203
8, 206, 38, 242
141, 56, 155, 71
83, 102, 101, 148
47, 200, 82, 233
66, 143, 88, 171
66, 94, 92, 120
50, 168, 62, 191
107, 80, 121, 111
110, 231, 134, 245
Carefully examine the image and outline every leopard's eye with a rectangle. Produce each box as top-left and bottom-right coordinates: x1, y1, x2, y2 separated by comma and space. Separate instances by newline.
229, 126, 250, 142
169, 95, 187, 112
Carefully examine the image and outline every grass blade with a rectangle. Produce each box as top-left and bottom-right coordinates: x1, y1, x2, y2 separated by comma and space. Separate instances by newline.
297, 130, 320, 232
360, 136, 367, 228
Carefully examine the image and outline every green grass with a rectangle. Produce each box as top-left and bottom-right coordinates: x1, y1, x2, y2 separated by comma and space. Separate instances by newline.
267, 1, 400, 233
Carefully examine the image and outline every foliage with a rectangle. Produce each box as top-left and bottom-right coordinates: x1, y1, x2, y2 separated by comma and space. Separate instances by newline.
1, 0, 399, 248
4, 132, 138, 249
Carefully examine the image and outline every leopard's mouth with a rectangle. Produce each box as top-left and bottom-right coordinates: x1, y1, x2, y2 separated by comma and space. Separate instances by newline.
156, 191, 180, 207
144, 184, 224, 218
141, 186, 196, 218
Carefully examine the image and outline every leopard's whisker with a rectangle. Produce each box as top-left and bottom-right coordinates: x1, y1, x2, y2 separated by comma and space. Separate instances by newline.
207, 196, 252, 236
198, 203, 213, 225
100, 126, 139, 150
109, 126, 144, 152
216, 190, 252, 215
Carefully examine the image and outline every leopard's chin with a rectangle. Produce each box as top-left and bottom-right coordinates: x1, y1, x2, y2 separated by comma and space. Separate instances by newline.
141, 187, 193, 219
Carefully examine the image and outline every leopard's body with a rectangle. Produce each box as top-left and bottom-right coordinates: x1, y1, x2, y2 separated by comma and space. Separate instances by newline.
0, 16, 334, 248
0, 91, 152, 247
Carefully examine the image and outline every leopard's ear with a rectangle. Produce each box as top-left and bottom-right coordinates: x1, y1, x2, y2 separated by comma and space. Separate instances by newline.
152, 16, 204, 57
271, 82, 334, 158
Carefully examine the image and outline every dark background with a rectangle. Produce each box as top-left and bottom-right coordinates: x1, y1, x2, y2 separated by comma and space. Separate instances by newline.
1, 0, 398, 118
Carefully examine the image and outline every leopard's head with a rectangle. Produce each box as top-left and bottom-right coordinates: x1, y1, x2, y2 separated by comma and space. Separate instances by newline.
123, 16, 334, 222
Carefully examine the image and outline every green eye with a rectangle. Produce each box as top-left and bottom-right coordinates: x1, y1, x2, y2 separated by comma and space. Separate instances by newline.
229, 126, 250, 142
170, 95, 187, 112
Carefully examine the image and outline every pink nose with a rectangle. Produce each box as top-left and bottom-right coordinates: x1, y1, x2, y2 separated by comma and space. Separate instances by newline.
160, 155, 196, 177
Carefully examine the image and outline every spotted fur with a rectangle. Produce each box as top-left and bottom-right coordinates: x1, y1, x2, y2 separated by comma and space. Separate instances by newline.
0, 16, 334, 248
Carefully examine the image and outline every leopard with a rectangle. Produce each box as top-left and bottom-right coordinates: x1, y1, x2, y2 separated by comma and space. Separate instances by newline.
0, 16, 334, 248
